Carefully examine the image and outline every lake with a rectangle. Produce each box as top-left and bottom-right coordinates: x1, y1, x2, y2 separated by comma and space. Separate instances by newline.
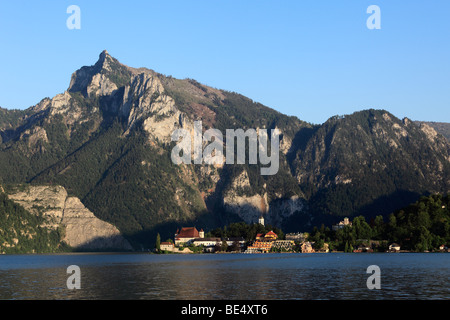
0, 252, 449, 300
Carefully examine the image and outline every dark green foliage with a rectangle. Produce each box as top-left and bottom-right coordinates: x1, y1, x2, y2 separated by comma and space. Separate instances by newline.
0, 107, 30, 131
27, 120, 208, 249
0, 192, 69, 253
207, 221, 284, 243
31, 120, 128, 197
310, 194, 450, 252
293, 109, 450, 220
386, 194, 450, 251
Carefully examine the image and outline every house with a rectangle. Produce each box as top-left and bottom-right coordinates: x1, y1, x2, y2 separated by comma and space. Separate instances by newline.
160, 242, 174, 252
192, 237, 222, 253
244, 246, 261, 254
255, 231, 278, 242
223, 237, 246, 247
264, 231, 278, 241
286, 232, 307, 242
175, 227, 202, 246
314, 242, 329, 253
388, 243, 401, 252
245, 231, 280, 253
272, 240, 295, 251
353, 243, 372, 253
255, 233, 264, 241
301, 241, 315, 253
332, 217, 352, 231
192, 237, 221, 248
439, 244, 448, 252
248, 240, 273, 253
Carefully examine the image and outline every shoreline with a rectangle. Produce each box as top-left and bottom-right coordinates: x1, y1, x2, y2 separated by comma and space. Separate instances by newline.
2, 248, 450, 256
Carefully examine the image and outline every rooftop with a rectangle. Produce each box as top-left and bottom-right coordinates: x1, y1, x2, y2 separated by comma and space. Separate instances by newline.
176, 227, 200, 239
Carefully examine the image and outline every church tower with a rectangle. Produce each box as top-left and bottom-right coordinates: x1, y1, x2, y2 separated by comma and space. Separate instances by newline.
258, 215, 264, 226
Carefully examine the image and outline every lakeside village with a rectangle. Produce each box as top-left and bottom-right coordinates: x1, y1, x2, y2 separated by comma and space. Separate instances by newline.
156, 216, 450, 254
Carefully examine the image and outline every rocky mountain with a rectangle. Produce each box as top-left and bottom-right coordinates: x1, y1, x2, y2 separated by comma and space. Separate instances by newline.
0, 50, 449, 250
286, 112, 450, 230
414, 121, 450, 142
5, 185, 132, 251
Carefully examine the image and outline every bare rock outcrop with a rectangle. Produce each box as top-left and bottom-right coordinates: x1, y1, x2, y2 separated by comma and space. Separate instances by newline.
7, 185, 132, 251
223, 170, 268, 224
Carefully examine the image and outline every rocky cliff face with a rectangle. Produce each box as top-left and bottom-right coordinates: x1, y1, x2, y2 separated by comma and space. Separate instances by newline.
290, 111, 450, 220
415, 121, 450, 142
7, 185, 132, 251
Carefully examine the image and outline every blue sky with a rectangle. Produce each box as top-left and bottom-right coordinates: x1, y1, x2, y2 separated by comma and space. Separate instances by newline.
0, 0, 449, 124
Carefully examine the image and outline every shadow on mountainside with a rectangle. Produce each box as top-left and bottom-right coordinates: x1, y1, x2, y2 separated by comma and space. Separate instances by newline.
288, 188, 424, 233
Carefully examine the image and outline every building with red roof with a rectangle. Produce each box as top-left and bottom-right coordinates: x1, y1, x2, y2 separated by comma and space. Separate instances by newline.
174, 227, 202, 245
264, 231, 278, 241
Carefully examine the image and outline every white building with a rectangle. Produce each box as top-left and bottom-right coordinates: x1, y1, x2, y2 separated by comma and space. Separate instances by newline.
174, 227, 202, 246
388, 243, 401, 252
332, 217, 352, 231
160, 242, 174, 251
258, 215, 264, 226
223, 237, 246, 247
192, 237, 221, 247
286, 232, 307, 242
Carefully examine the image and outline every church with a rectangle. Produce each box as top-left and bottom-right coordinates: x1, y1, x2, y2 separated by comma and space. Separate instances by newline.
174, 227, 204, 246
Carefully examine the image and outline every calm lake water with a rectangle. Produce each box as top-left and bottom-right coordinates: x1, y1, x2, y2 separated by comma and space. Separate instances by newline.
0, 253, 449, 300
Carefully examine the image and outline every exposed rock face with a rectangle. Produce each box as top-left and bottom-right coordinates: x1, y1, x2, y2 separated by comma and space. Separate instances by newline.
266, 196, 306, 227
223, 170, 268, 223
68, 50, 126, 96
87, 73, 118, 97
223, 188, 308, 227
8, 185, 67, 228
414, 121, 450, 142
224, 193, 268, 224
121, 72, 183, 141
221, 169, 308, 226
62, 197, 132, 250
7, 185, 132, 251
419, 123, 439, 141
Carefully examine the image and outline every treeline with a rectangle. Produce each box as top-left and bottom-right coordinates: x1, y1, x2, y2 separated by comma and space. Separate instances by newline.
207, 221, 284, 243
0, 192, 70, 254
310, 194, 450, 252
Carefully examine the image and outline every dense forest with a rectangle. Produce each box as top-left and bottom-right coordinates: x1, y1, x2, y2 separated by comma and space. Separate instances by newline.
204, 193, 450, 253
207, 221, 284, 243
309, 194, 450, 252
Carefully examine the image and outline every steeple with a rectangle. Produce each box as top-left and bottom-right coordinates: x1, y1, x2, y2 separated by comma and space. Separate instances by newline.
258, 215, 264, 226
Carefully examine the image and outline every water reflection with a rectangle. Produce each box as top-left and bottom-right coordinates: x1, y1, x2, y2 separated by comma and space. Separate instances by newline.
0, 253, 449, 300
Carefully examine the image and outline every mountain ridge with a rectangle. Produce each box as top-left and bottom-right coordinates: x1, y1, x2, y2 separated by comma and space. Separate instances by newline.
0, 50, 449, 249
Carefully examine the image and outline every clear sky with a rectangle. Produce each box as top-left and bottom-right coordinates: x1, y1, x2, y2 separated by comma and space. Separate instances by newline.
0, 0, 449, 124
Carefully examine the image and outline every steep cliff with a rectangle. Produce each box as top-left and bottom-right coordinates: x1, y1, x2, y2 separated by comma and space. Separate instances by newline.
6, 185, 132, 251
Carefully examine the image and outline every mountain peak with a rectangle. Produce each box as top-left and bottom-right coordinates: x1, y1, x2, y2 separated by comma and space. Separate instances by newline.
95, 50, 113, 70
68, 50, 132, 95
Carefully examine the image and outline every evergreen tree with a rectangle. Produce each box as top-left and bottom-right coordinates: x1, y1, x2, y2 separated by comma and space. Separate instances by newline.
156, 233, 161, 252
